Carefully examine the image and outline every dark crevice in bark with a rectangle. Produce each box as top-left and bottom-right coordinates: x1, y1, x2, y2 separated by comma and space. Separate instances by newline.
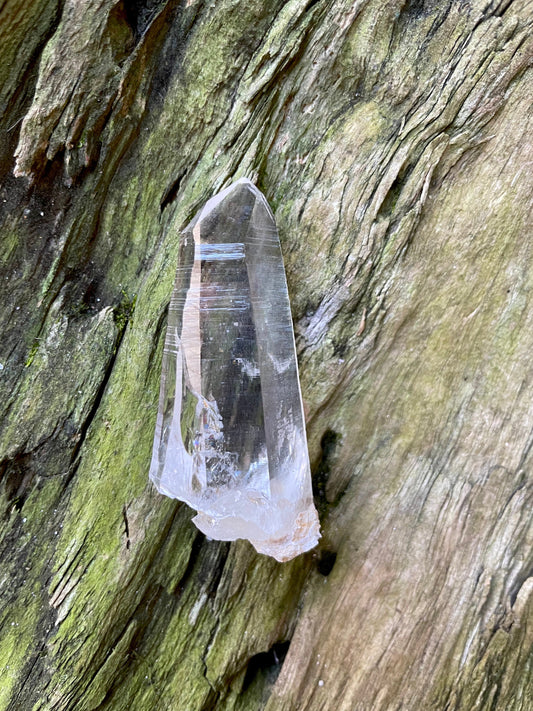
123, 0, 169, 41
194, 542, 231, 607
0, 433, 65, 519
375, 163, 412, 222
199, 689, 221, 711
160, 169, 187, 212
50, 528, 92, 602
316, 549, 337, 577
312, 428, 343, 514
144, 0, 187, 111
144, 302, 168, 386
304, 0, 323, 11
63, 99, 118, 187
66, 293, 134, 475
422, 2, 454, 45
122, 504, 131, 550
60, 269, 105, 320
492, 0, 514, 17
205, 543, 231, 601
399, 0, 455, 31
241, 640, 291, 693
171, 529, 204, 597
240, 11, 319, 112
78, 278, 102, 315
0, 452, 36, 514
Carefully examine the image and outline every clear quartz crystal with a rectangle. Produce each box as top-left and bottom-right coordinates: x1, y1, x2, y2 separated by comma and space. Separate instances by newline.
149, 178, 320, 562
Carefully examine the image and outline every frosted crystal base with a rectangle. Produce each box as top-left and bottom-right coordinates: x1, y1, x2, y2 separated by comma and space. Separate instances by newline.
149, 178, 320, 562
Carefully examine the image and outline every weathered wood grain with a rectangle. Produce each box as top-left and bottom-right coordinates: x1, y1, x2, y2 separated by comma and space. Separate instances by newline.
0, 0, 531, 709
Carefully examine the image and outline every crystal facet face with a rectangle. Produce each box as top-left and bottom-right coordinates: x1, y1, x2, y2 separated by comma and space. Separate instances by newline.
149, 178, 320, 561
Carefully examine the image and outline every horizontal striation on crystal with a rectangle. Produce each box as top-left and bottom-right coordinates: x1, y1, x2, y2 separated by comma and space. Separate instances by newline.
149, 178, 320, 561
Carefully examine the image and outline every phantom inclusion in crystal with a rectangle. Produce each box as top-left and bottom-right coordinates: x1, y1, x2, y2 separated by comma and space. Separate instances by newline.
149, 178, 320, 561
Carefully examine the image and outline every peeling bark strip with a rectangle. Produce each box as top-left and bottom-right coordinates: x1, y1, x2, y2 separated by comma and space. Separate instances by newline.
0, 0, 532, 709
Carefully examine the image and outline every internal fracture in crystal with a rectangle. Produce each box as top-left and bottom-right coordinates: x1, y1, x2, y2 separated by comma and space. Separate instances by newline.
149, 178, 320, 561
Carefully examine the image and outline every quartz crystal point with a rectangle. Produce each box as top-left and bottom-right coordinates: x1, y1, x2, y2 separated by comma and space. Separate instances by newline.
149, 178, 320, 562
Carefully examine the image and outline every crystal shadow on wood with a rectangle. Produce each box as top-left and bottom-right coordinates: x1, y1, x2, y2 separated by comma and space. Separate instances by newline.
149, 178, 320, 562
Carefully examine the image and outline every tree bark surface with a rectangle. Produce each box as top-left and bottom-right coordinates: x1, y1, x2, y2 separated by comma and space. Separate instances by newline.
0, 1, 532, 710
